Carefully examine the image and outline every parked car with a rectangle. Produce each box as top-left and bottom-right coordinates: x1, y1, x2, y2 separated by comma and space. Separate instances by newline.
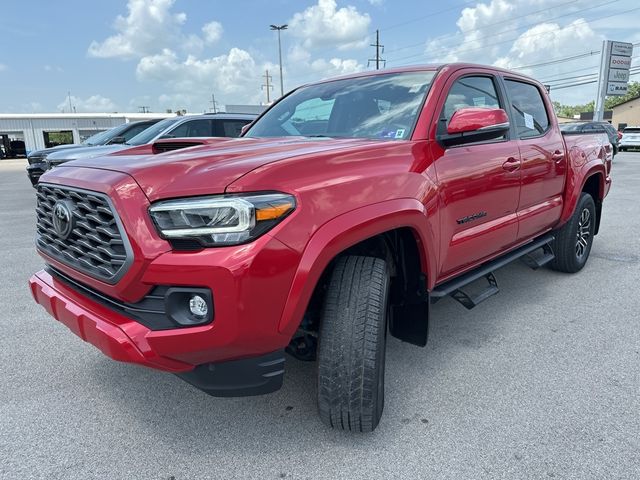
26, 119, 162, 186
30, 64, 611, 432
619, 126, 640, 151
40, 113, 257, 172
559, 121, 620, 155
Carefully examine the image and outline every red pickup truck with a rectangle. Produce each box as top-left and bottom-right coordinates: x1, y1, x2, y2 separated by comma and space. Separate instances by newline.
30, 64, 612, 432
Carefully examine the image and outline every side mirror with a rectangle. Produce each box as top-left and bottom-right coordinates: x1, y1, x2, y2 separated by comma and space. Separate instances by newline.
438, 107, 510, 147
240, 123, 253, 136
108, 136, 127, 144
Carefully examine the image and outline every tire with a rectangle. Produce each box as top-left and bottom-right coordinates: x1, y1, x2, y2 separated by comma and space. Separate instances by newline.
549, 193, 596, 273
317, 256, 390, 432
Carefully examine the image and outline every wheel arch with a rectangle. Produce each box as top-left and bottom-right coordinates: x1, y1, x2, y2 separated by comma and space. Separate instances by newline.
276, 198, 436, 339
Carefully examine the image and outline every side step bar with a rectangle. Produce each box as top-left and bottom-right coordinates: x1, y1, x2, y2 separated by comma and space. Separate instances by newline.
431, 234, 555, 309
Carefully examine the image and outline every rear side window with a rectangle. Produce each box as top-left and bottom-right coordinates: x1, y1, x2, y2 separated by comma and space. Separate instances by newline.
504, 80, 550, 138
623, 127, 640, 133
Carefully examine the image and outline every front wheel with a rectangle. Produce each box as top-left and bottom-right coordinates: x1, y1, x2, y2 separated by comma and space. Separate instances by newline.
317, 256, 390, 432
549, 193, 596, 273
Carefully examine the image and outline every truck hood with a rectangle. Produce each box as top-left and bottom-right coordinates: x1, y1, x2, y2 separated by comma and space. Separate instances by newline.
46, 144, 127, 163
59, 136, 394, 201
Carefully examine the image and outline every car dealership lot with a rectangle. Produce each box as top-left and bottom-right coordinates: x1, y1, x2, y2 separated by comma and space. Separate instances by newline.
1, 156, 639, 479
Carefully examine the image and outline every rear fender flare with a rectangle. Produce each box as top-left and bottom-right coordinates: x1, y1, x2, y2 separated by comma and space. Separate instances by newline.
276, 198, 436, 337
559, 163, 605, 226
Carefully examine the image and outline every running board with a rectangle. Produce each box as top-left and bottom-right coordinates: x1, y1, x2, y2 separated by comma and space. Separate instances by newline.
430, 234, 555, 309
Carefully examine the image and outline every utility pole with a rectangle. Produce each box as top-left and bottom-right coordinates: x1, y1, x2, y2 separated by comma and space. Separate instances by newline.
261, 70, 274, 104
67, 91, 73, 113
270, 24, 288, 97
209, 93, 218, 113
368, 30, 385, 70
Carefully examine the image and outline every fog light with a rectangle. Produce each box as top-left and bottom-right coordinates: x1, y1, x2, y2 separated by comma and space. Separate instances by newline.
189, 295, 208, 319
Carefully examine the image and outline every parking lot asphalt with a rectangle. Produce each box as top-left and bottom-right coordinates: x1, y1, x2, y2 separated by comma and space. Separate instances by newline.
0, 154, 639, 480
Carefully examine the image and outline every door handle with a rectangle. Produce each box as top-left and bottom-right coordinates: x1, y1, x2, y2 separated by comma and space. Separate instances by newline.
502, 157, 520, 172
551, 150, 565, 162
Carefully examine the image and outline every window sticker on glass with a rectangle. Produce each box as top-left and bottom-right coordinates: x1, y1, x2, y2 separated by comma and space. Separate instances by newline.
472, 97, 485, 107
524, 112, 534, 130
395, 128, 406, 138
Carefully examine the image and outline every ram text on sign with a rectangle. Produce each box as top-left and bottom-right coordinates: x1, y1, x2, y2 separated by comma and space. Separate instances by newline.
607, 82, 629, 96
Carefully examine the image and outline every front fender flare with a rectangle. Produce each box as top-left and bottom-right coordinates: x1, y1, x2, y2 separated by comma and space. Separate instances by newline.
276, 198, 436, 337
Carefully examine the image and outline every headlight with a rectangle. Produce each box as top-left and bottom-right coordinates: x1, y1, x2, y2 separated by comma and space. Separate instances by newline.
28, 154, 47, 165
149, 192, 296, 247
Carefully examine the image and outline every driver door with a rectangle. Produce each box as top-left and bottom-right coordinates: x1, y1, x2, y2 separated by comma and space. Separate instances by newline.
432, 73, 522, 280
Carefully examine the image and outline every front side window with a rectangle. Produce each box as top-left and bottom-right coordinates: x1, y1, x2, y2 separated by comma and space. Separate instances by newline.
216, 120, 252, 137
127, 117, 181, 145
122, 123, 154, 141
441, 76, 501, 128
246, 71, 436, 140
504, 80, 550, 138
164, 119, 213, 138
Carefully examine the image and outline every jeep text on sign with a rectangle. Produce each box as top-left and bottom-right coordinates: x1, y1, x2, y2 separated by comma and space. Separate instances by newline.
609, 69, 630, 82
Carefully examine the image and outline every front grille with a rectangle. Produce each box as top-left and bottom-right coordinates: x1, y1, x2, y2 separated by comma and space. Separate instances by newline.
36, 184, 132, 284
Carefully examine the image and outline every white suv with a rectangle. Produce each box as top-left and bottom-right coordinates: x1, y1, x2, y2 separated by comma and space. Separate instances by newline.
619, 126, 640, 152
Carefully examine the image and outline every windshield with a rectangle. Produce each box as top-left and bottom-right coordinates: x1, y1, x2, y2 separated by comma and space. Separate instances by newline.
246, 71, 436, 140
127, 117, 179, 145
81, 125, 121, 146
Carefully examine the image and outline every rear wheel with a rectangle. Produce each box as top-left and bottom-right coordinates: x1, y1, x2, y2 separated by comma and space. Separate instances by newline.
317, 256, 390, 432
549, 193, 596, 273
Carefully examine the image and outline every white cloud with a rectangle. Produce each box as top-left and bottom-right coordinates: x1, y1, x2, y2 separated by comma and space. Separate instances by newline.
202, 21, 223, 44
84, 0, 369, 111
288, 0, 371, 50
88, 0, 188, 58
494, 20, 599, 71
44, 65, 63, 72
137, 48, 262, 110
57, 95, 118, 113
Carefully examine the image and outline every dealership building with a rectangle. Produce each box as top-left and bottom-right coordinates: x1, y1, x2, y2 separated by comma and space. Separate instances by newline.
0, 112, 174, 155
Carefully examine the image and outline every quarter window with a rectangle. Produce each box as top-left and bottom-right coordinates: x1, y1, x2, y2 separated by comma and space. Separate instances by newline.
504, 80, 550, 138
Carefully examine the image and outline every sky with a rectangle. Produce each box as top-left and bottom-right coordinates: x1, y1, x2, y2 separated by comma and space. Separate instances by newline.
1, 0, 638, 113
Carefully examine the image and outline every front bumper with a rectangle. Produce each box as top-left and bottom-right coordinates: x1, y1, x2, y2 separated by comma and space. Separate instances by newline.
30, 269, 288, 395
29, 269, 192, 372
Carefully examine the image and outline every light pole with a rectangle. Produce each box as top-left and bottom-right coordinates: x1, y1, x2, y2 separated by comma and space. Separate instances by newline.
270, 24, 287, 97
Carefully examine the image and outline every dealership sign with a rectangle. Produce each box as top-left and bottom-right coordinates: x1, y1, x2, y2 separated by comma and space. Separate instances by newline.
604, 41, 634, 97
594, 40, 634, 121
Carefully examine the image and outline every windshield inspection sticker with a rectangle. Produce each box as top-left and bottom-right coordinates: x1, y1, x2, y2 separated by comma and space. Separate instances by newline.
395, 128, 406, 138
524, 112, 534, 130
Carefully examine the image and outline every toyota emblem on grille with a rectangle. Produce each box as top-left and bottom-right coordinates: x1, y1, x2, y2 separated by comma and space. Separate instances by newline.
52, 201, 74, 239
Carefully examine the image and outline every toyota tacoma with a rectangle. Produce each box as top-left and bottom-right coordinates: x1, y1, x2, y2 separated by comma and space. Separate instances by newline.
30, 64, 612, 432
